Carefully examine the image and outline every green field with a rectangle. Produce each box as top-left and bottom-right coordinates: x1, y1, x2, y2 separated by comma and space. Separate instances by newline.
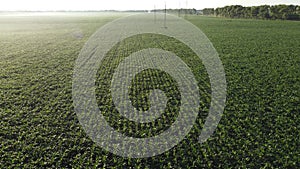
1, 12, 299, 168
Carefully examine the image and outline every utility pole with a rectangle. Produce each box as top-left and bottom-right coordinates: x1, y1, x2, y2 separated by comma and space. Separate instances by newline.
178, 1, 181, 17
164, 1, 167, 28
154, 5, 156, 23
185, 0, 188, 18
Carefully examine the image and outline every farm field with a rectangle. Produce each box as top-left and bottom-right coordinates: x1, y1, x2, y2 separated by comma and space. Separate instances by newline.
0, 12, 299, 168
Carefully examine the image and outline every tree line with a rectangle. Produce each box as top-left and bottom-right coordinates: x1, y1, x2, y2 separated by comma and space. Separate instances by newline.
203, 5, 300, 20
152, 8, 197, 15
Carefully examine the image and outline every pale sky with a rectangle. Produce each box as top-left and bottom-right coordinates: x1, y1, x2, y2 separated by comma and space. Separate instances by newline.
0, 0, 299, 11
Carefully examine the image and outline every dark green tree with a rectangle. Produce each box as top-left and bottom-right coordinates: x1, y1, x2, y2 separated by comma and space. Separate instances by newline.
203, 8, 214, 15
258, 5, 271, 19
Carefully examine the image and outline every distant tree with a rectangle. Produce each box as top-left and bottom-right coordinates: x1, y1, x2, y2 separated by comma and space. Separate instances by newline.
233, 5, 244, 18
243, 7, 252, 18
297, 6, 300, 14
221, 6, 231, 17
258, 5, 271, 19
189, 8, 197, 15
215, 7, 221, 16
208, 4, 299, 20
286, 5, 299, 20
203, 8, 214, 15
271, 5, 296, 19
251, 6, 260, 18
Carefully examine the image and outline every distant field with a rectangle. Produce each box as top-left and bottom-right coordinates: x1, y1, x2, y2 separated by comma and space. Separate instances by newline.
1, 12, 299, 168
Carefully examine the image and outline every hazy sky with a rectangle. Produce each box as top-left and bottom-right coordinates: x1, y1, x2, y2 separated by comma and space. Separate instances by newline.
1, 0, 299, 11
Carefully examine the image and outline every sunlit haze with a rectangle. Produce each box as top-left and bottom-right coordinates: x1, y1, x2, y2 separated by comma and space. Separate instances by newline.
1, 0, 299, 11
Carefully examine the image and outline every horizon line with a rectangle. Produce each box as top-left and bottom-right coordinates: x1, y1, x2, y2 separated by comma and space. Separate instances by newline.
0, 3, 299, 12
